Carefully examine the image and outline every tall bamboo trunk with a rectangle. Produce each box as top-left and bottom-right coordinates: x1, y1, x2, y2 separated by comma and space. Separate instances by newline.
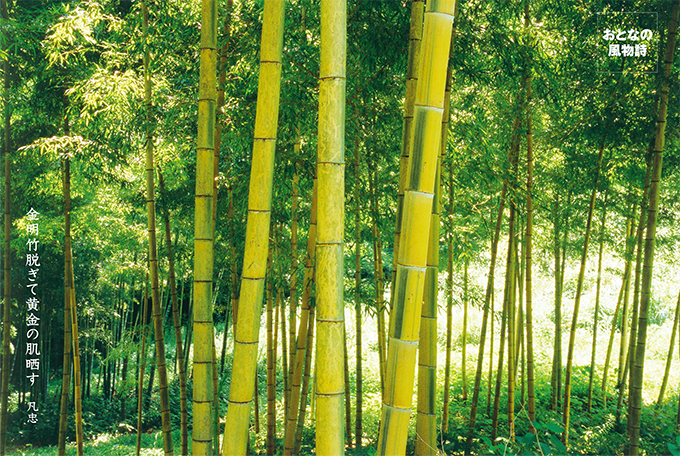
314, 0, 346, 454
377, 2, 455, 453
222, 2, 285, 453
562, 139, 605, 446
657, 290, 680, 405
61, 155, 84, 456
626, 151, 653, 431
57, 97, 73, 456
523, 0, 536, 422
0, 0, 11, 447
629, 4, 680, 453
193, 0, 218, 452
587, 196, 607, 411
141, 5, 173, 453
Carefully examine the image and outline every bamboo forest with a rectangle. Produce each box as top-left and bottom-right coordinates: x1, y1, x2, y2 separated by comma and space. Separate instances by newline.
6, 0, 680, 454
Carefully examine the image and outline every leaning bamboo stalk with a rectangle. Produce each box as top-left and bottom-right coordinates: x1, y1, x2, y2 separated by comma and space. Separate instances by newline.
222, 1, 285, 453
377, 2, 455, 453
657, 290, 680, 405
629, 4, 680, 452
601, 266, 628, 404
587, 196, 607, 412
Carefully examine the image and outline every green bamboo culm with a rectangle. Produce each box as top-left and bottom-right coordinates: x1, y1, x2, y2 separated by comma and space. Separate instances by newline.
192, 0, 218, 453
628, 1, 680, 453
315, 0, 347, 454
222, 1, 285, 454
141, 4, 174, 454
377, 1, 456, 453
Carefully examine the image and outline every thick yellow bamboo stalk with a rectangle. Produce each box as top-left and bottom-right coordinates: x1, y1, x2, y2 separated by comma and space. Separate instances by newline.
392, 0, 424, 307
377, 1, 455, 454
629, 3, 680, 453
415, 46, 450, 452
192, 0, 217, 453
222, 1, 285, 454
315, 1, 346, 454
